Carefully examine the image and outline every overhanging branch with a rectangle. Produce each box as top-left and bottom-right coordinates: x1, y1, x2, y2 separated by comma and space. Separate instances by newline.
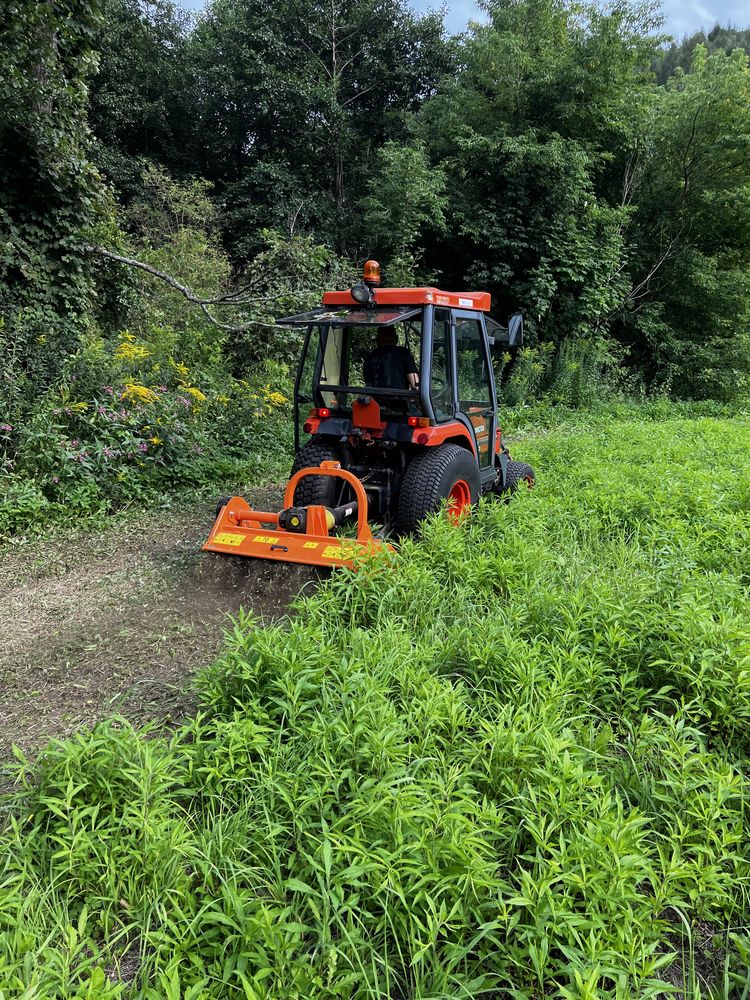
88, 245, 316, 332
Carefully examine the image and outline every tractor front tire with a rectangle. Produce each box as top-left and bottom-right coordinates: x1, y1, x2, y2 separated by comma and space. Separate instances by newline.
290, 440, 344, 508
500, 460, 535, 495
395, 444, 480, 535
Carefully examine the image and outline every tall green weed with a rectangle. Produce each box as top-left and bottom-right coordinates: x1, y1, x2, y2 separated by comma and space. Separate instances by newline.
2, 413, 750, 997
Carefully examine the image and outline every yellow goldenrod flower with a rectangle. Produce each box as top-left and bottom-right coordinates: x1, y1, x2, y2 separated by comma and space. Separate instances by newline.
170, 359, 190, 378
184, 386, 207, 404
266, 391, 288, 407
69, 401, 89, 413
122, 383, 159, 404
115, 341, 152, 362
149, 436, 163, 445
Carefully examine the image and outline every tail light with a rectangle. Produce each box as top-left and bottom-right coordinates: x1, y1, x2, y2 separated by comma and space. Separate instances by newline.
408, 416, 431, 428
310, 407, 331, 418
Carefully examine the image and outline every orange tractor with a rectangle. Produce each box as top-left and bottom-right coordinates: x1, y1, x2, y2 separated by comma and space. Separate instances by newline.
204, 261, 534, 568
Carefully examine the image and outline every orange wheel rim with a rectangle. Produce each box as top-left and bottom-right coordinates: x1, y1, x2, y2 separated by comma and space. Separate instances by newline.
446, 479, 471, 524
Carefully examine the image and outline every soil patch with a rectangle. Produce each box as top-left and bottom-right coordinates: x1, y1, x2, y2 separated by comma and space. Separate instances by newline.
0, 488, 319, 760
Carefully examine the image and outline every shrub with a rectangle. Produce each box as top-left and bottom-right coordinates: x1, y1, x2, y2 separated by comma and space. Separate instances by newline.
499, 338, 628, 407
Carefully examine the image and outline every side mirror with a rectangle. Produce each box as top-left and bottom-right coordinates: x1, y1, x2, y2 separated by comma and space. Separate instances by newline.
508, 313, 523, 346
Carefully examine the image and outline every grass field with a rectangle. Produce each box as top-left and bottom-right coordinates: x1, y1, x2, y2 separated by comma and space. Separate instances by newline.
1, 406, 750, 998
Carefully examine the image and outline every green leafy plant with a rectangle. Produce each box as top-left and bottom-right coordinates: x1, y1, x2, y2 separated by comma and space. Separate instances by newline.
2, 409, 750, 996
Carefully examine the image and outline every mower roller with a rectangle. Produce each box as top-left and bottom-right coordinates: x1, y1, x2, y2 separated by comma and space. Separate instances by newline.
204, 259, 534, 569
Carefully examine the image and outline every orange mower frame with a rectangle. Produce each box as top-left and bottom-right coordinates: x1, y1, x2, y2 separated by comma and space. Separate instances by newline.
203, 462, 393, 568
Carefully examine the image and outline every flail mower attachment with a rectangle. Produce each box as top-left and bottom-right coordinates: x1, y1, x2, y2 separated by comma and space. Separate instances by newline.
203, 461, 393, 569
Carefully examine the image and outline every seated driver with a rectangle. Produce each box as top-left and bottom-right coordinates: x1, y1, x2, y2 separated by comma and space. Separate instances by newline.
363, 327, 419, 397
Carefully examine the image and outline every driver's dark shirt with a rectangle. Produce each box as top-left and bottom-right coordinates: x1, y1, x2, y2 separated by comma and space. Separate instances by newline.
363, 345, 418, 390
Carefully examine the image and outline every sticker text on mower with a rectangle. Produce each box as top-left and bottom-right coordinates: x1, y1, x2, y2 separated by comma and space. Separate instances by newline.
303, 542, 319, 549
213, 532, 244, 546
253, 534, 280, 544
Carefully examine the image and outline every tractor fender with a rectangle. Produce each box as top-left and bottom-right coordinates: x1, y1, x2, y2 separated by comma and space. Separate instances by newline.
496, 449, 510, 489
410, 423, 477, 458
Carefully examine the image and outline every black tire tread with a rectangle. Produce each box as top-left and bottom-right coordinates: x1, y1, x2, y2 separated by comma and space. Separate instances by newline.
290, 440, 343, 507
504, 460, 535, 493
395, 443, 480, 535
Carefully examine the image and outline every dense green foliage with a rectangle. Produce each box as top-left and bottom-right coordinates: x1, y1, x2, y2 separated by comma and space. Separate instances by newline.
0, 0, 105, 388
3, 0, 750, 528
2, 408, 750, 996
653, 23, 750, 83
0, 164, 334, 538
82, 0, 750, 398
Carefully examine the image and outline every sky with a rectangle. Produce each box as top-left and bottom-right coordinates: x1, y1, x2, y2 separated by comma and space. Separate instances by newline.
407, 1, 748, 36
178, 1, 748, 38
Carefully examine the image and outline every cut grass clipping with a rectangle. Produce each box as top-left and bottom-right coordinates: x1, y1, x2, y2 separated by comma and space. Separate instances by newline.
2, 410, 750, 998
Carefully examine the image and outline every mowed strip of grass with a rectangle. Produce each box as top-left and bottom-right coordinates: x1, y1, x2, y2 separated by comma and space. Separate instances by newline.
1, 412, 750, 999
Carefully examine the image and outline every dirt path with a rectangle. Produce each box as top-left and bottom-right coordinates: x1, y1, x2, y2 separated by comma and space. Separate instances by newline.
0, 487, 319, 759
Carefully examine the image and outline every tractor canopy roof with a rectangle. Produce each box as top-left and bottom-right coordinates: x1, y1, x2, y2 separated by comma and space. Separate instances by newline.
276, 260, 491, 326
321, 287, 491, 311
277, 289, 491, 326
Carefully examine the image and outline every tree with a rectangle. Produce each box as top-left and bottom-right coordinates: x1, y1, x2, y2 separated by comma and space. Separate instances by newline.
0, 0, 109, 404
624, 46, 750, 397
417, 0, 661, 341
359, 141, 447, 282
87, 0, 194, 196
653, 23, 750, 84
187, 0, 454, 257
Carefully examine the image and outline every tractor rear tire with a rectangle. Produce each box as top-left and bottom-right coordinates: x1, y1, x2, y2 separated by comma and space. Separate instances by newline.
395, 444, 480, 535
214, 496, 233, 520
290, 440, 344, 508
499, 460, 535, 495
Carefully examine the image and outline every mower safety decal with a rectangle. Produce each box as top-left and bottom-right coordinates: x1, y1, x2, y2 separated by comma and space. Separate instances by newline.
213, 532, 245, 546
322, 545, 345, 560
253, 535, 280, 544
303, 542, 319, 549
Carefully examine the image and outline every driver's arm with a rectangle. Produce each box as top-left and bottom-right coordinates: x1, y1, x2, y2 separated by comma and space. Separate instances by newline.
405, 350, 419, 389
